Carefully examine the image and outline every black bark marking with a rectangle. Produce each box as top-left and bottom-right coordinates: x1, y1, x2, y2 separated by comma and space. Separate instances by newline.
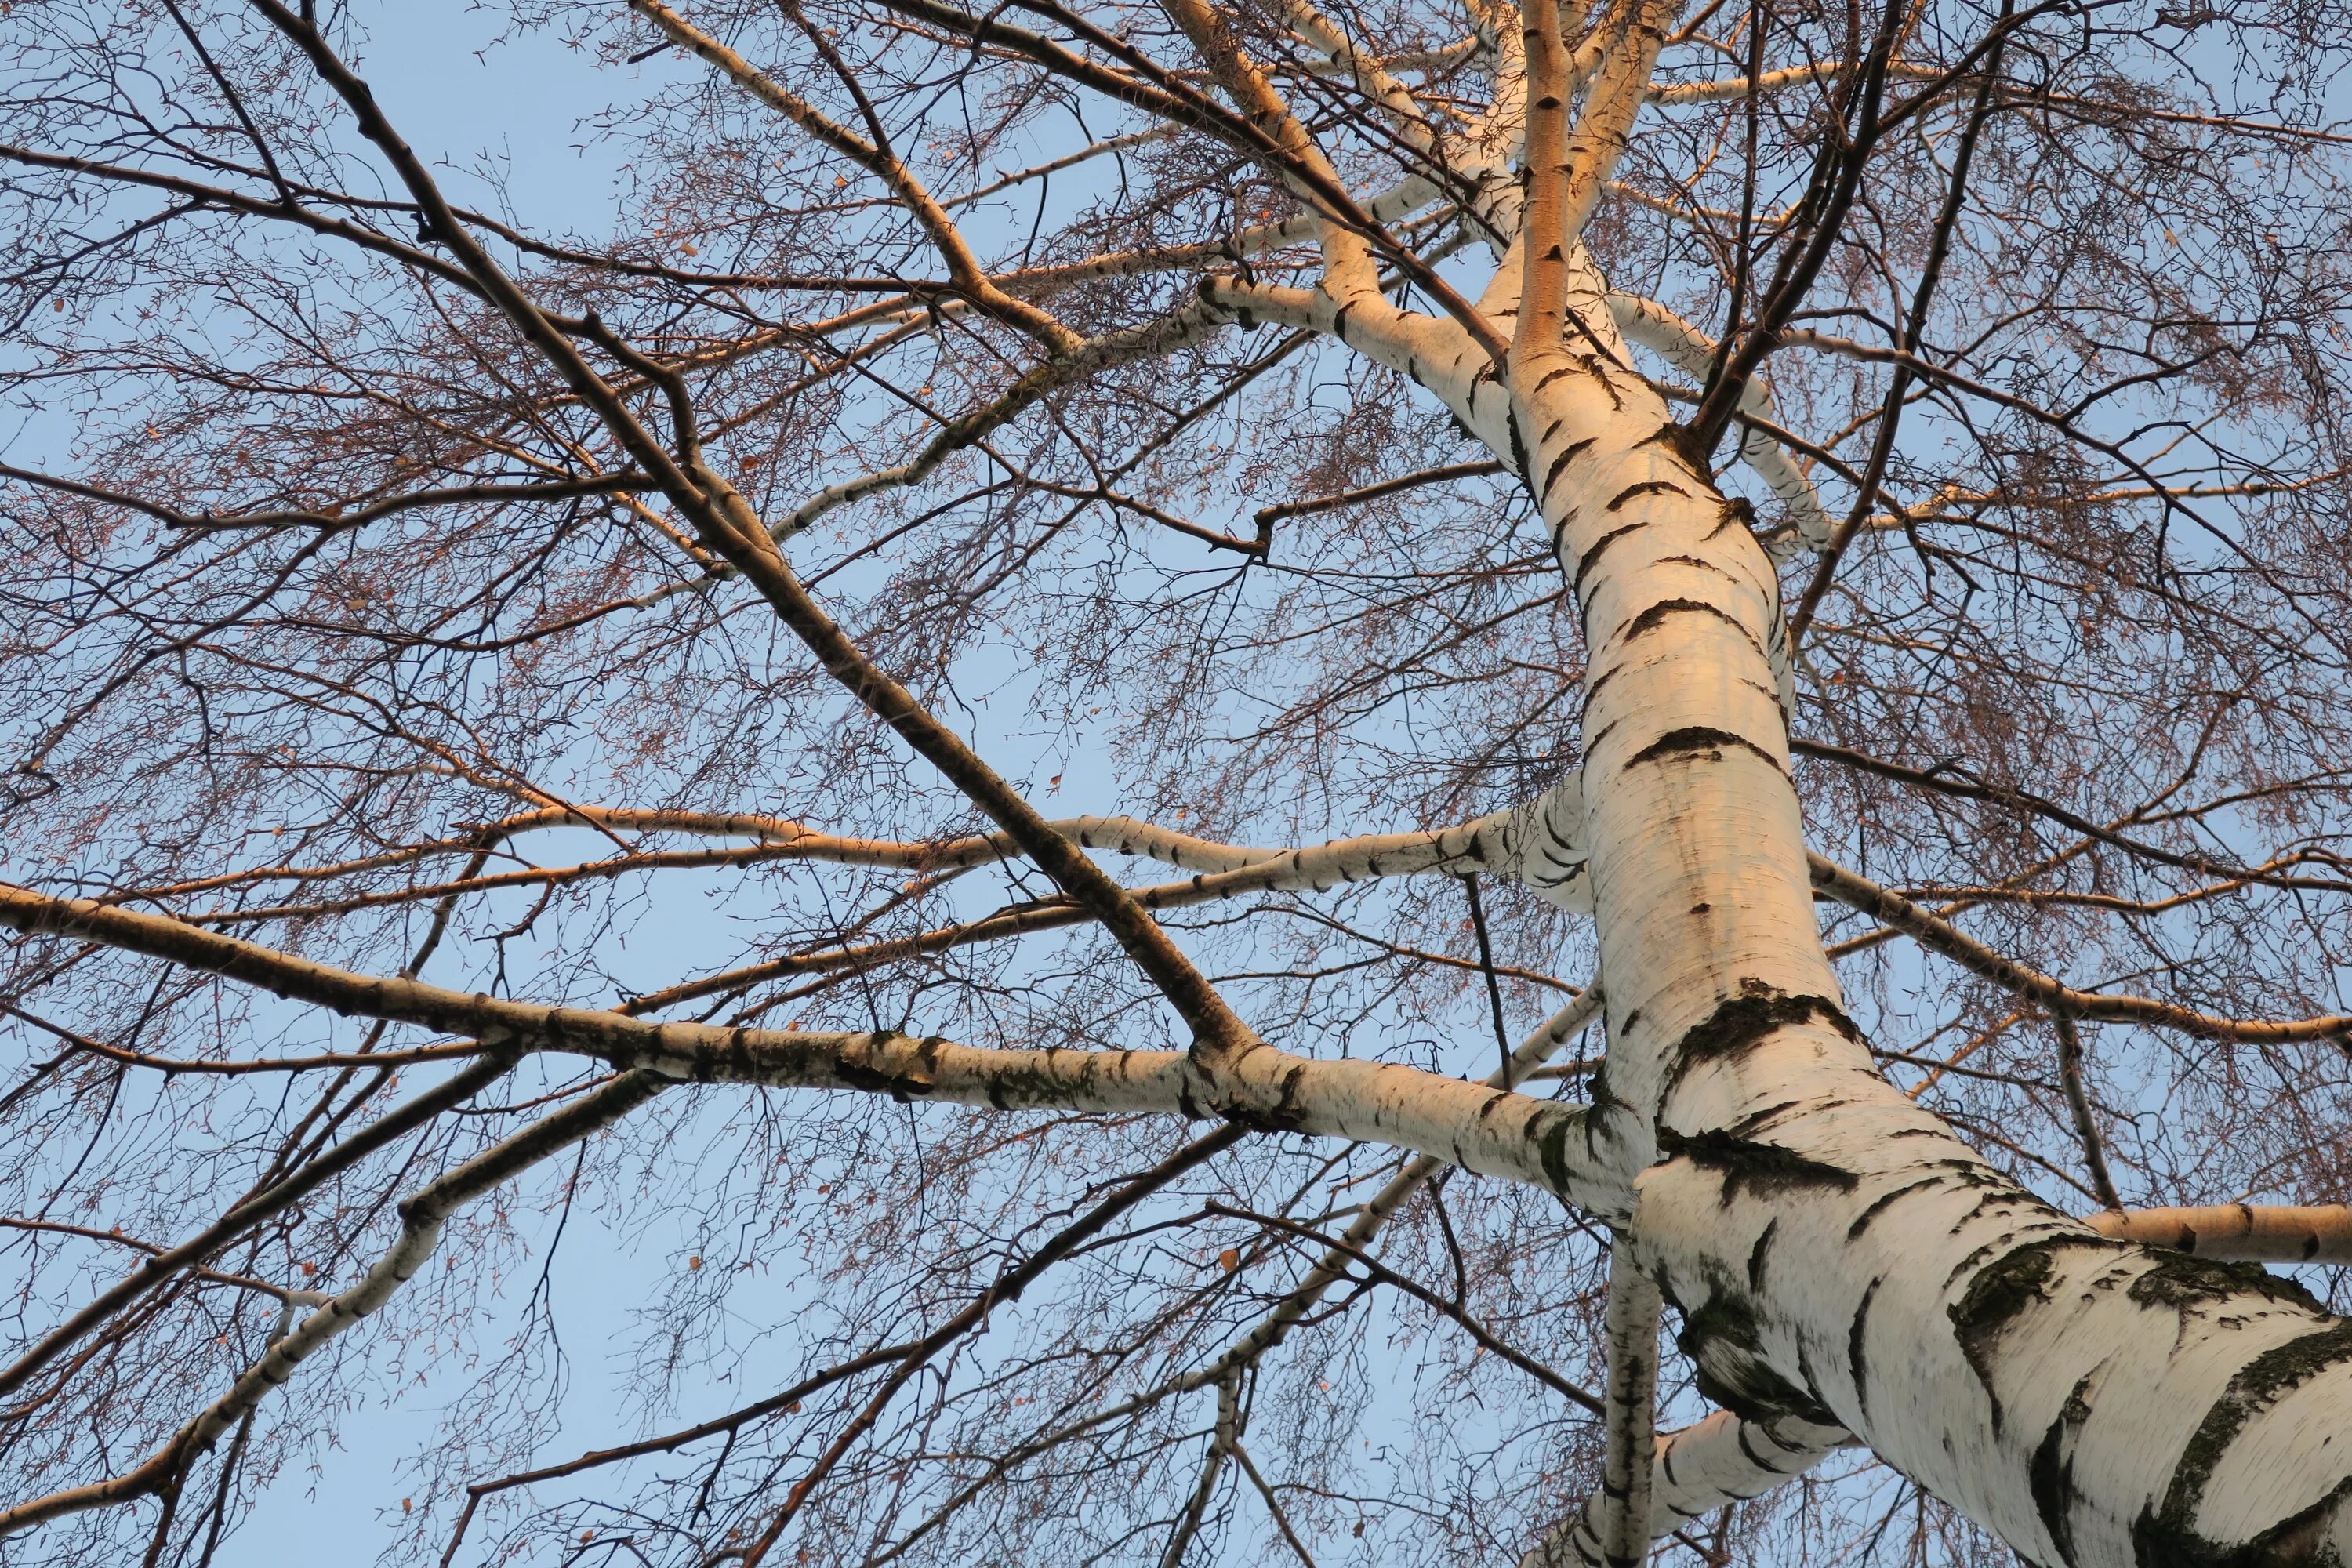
831, 1052, 935, 1104
1663, 983, 1861, 1094
2031, 1374, 2096, 1568
1616, 597, 1763, 659
1607, 479, 1691, 511
1573, 521, 1642, 591
1548, 437, 1599, 499
1849, 1277, 1881, 1423
1846, 1174, 1947, 1242
1534, 1106, 1589, 1199
1728, 1098, 1806, 1138
1943, 1236, 2005, 1293
1710, 496, 1759, 537
1624, 725, 1788, 775
1581, 667, 1621, 720
1631, 419, 1713, 472
1947, 1236, 2116, 1435
1670, 1283, 1842, 1428
2134, 1319, 2352, 1566
1735, 1421, 1773, 1470
1747, 1219, 1780, 1294
1507, 409, 1530, 483
1950, 1187, 2031, 1236
2129, 1249, 2326, 1319
1659, 1126, 1859, 1208
1657, 554, 1740, 582
1587, 355, 1624, 409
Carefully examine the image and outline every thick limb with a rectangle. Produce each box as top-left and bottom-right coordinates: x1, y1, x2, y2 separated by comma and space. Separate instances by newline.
0, 884, 1632, 1216
2086, 1205, 2352, 1264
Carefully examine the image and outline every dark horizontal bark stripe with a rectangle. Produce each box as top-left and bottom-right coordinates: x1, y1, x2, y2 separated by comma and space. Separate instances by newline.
1662, 983, 1860, 1095
1622, 725, 1785, 775
1654, 553, 1739, 581
1606, 478, 1690, 511
1615, 598, 1766, 659
1845, 1174, 1949, 1241
1573, 521, 1643, 590
1548, 436, 1599, 499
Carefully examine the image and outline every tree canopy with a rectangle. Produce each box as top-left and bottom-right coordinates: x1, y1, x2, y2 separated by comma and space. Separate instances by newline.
4, 0, 2352, 1564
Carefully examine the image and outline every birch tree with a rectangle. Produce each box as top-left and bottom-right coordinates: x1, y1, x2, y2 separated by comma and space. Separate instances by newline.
4, 0, 2352, 1563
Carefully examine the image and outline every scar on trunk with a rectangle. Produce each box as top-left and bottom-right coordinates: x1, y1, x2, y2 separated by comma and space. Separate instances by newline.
1662, 982, 1859, 1094
1946, 1235, 2115, 1433
1621, 725, 1785, 775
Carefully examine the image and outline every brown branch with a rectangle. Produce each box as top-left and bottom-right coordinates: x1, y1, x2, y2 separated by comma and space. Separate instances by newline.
1792, 737, 2352, 896
2052, 1011, 2123, 1210
626, 0, 1079, 354
735, 1126, 1247, 1566
1254, 459, 1504, 528
1204, 1203, 1603, 1411
1806, 856, 2352, 1045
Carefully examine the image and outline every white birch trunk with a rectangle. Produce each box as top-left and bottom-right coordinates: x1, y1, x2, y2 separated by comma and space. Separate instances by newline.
1500, 355, 2352, 1566
1210, 254, 2352, 1561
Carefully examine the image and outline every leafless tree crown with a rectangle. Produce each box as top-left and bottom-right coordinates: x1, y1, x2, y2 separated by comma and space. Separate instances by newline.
2, 0, 2350, 1563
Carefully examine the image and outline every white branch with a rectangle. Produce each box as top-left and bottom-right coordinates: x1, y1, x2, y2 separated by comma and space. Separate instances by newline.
2085, 1204, 2352, 1265
0, 885, 1634, 1219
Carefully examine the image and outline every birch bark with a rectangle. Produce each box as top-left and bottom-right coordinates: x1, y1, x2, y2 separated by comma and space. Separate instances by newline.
1497, 305, 2352, 1568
